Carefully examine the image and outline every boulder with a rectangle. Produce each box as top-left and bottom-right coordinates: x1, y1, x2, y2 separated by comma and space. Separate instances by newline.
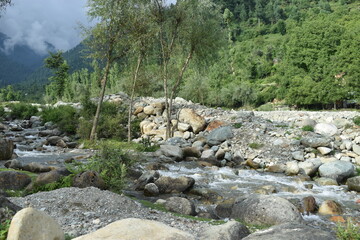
318, 200, 343, 215
347, 176, 360, 192
242, 223, 336, 240
0, 171, 31, 190
199, 220, 250, 240
314, 123, 338, 136
0, 196, 22, 213
164, 197, 196, 216
300, 136, 332, 148
182, 147, 201, 158
177, 122, 191, 132
300, 196, 318, 215
32, 169, 70, 187
178, 108, 206, 134
7, 207, 65, 240
215, 203, 234, 218
230, 195, 303, 226
72, 171, 107, 190
318, 160, 355, 183
143, 105, 156, 115
352, 144, 360, 156
298, 158, 322, 176
285, 161, 299, 176
4, 159, 23, 170
47, 136, 62, 146
315, 177, 338, 186
205, 120, 226, 132
291, 151, 304, 161
160, 145, 184, 161
73, 218, 195, 240
135, 170, 160, 190
201, 149, 215, 159
0, 139, 14, 160
296, 118, 316, 128
22, 162, 53, 173
207, 126, 234, 146
267, 164, 286, 173
38, 129, 61, 137
317, 147, 332, 155
144, 183, 159, 196
154, 176, 195, 193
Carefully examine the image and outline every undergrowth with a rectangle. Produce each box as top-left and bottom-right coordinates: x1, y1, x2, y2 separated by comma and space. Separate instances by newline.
336, 219, 360, 240
0, 219, 10, 240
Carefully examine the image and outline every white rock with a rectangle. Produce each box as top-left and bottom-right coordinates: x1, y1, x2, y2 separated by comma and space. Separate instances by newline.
317, 147, 332, 155
314, 123, 338, 136
352, 144, 360, 155
7, 207, 64, 240
285, 161, 299, 175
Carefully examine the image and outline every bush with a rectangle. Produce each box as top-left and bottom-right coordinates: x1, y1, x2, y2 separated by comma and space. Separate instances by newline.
336, 219, 360, 240
249, 142, 263, 149
0, 106, 5, 118
85, 142, 135, 192
7, 103, 38, 120
41, 105, 79, 134
353, 116, 360, 126
302, 125, 314, 132
0, 219, 10, 240
257, 103, 274, 111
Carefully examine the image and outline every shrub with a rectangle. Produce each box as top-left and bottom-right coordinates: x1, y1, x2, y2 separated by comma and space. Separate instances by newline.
0, 219, 10, 240
0, 106, 4, 118
7, 103, 38, 120
336, 219, 360, 240
86, 142, 135, 192
41, 105, 79, 134
302, 125, 314, 132
353, 116, 360, 126
233, 123, 242, 128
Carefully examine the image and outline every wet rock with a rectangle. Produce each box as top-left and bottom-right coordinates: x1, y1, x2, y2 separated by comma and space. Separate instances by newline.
267, 164, 286, 173
285, 161, 299, 176
298, 158, 322, 177
22, 162, 53, 173
318, 160, 355, 183
9, 124, 23, 131
73, 218, 195, 240
0, 196, 22, 213
315, 177, 338, 186
47, 136, 62, 146
7, 207, 65, 240
0, 171, 31, 190
207, 126, 234, 146
199, 220, 250, 240
154, 176, 195, 194
144, 183, 159, 196
164, 197, 196, 216
38, 129, 61, 137
4, 159, 22, 170
20, 120, 32, 129
135, 171, 160, 190
318, 200, 343, 215
301, 136, 331, 148
242, 223, 336, 240
0, 139, 14, 160
254, 185, 277, 195
346, 176, 360, 192
245, 159, 260, 169
66, 142, 78, 148
314, 123, 338, 136
300, 196, 318, 215
178, 108, 206, 134
230, 194, 303, 226
159, 145, 184, 161
215, 203, 234, 218
72, 171, 107, 190
182, 147, 201, 158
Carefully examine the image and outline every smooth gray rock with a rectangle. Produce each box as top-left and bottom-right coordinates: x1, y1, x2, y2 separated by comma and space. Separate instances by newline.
135, 170, 160, 190
292, 151, 304, 161
160, 145, 184, 160
300, 136, 331, 148
318, 161, 355, 183
242, 223, 336, 240
298, 158, 322, 177
347, 176, 360, 192
207, 126, 234, 146
164, 197, 196, 216
199, 220, 250, 240
144, 183, 160, 196
230, 195, 303, 226
314, 123, 338, 136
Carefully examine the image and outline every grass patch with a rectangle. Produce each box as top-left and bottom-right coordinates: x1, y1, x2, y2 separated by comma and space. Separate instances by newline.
0, 219, 10, 240
356, 167, 360, 176
301, 125, 314, 132
275, 124, 288, 128
233, 123, 242, 128
336, 219, 360, 240
28, 175, 74, 194
353, 116, 360, 126
249, 142, 264, 149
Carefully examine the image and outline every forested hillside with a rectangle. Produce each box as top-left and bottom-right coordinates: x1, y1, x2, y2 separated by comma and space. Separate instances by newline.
3, 0, 360, 109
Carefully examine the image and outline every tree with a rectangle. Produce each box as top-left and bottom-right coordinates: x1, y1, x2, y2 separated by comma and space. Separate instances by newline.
85, 0, 132, 141
0, 0, 11, 14
152, 0, 224, 139
44, 51, 69, 102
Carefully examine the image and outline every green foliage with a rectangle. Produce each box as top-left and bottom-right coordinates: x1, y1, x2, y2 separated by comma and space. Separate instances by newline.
233, 123, 242, 128
0, 85, 21, 101
353, 116, 360, 126
41, 105, 79, 134
82, 139, 159, 153
0, 106, 4, 119
302, 125, 314, 132
86, 142, 135, 192
257, 103, 274, 111
356, 167, 360, 176
7, 103, 38, 120
336, 219, 360, 240
0, 219, 10, 240
29, 175, 74, 194
249, 142, 263, 149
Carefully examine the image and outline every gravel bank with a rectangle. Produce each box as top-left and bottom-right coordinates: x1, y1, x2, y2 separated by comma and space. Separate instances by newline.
10, 187, 211, 238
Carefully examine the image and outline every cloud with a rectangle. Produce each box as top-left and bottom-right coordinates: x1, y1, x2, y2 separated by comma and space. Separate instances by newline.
0, 0, 89, 55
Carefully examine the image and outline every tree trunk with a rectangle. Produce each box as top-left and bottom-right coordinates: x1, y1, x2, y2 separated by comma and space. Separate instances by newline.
90, 60, 111, 141
127, 54, 143, 142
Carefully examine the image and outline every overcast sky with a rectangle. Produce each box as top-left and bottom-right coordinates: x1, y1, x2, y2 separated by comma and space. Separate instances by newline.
0, 0, 89, 55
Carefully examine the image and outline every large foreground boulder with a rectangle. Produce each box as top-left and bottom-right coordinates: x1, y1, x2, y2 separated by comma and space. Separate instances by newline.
242, 223, 336, 240
73, 218, 195, 240
0, 139, 14, 160
318, 161, 355, 183
230, 195, 303, 226
7, 207, 65, 240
